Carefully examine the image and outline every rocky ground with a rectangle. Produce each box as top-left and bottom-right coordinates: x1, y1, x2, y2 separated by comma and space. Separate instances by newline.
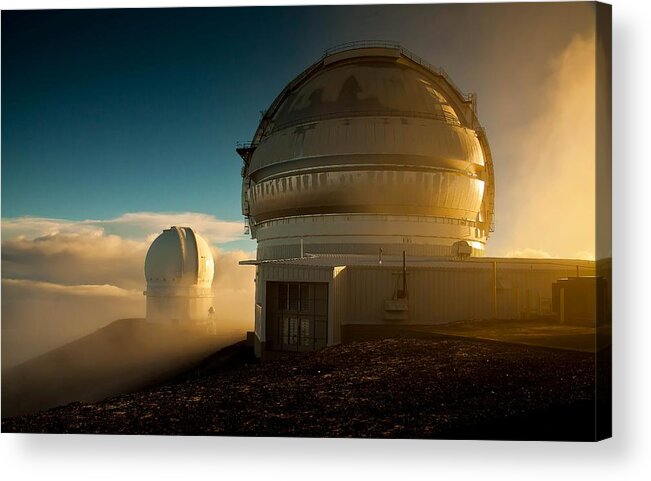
2, 337, 607, 440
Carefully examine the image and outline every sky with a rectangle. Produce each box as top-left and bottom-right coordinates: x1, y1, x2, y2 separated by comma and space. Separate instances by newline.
1, 3, 601, 365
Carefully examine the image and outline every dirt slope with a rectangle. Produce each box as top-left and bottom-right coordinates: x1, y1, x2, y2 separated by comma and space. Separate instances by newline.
2, 318, 243, 418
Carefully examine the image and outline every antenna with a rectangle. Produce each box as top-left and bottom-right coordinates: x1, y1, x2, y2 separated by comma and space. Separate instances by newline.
402, 250, 407, 297
397, 250, 407, 299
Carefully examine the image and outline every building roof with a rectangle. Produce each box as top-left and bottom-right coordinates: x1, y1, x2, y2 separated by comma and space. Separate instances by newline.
144, 226, 214, 287
239, 253, 596, 270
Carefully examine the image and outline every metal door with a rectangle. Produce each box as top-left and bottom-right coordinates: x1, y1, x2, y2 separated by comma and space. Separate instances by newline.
267, 281, 328, 352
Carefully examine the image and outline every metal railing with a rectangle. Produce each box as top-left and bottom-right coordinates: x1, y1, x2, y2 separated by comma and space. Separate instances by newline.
323, 40, 403, 56
236, 141, 256, 150
323, 40, 471, 103
271, 108, 461, 133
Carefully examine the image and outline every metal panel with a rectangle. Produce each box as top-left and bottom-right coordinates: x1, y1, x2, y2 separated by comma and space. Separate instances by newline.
240, 45, 495, 259
337, 261, 597, 326
331, 266, 348, 343
256, 263, 335, 344
265, 281, 329, 352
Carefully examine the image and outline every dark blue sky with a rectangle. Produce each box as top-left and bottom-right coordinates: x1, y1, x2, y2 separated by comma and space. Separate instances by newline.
2, 4, 596, 255
2, 7, 329, 220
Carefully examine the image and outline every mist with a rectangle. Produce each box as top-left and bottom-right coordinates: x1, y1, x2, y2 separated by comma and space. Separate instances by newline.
1, 318, 249, 418
1, 279, 144, 367
211, 247, 256, 334
1, 213, 255, 369
1, 213, 257, 417
490, 33, 596, 259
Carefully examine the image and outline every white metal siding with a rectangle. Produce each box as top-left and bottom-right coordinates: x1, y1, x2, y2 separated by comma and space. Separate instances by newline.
340, 262, 596, 325
253, 259, 597, 345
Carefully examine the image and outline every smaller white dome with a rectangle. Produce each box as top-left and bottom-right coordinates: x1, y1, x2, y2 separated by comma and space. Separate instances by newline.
145, 226, 214, 288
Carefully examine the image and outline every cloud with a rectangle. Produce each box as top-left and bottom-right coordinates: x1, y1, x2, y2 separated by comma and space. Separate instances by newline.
210, 248, 256, 328
504, 248, 553, 259
2, 231, 148, 290
1, 212, 253, 290
572, 251, 595, 261
1, 278, 145, 368
1, 212, 256, 367
1, 211, 246, 244
103, 212, 245, 245
504, 249, 595, 261
2, 278, 142, 298
488, 33, 597, 260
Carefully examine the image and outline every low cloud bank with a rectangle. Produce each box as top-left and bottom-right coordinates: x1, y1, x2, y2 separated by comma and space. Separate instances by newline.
2, 278, 145, 367
504, 248, 595, 261
2, 212, 255, 368
504, 248, 553, 259
1, 212, 244, 244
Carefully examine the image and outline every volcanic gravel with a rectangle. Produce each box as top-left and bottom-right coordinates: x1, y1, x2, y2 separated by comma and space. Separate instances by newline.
2, 338, 598, 439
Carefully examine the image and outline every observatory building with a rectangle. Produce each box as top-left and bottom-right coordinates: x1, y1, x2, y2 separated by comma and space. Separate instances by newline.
144, 226, 215, 324
237, 42, 600, 356
239, 43, 495, 259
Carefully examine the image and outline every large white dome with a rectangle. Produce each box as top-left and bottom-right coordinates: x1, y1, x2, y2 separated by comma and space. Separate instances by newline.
144, 226, 214, 288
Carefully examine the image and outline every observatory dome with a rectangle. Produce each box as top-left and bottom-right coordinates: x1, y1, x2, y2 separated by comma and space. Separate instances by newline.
239, 42, 495, 260
270, 61, 461, 128
145, 226, 214, 288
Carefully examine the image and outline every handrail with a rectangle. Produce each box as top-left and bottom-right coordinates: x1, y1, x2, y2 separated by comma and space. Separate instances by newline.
237, 109, 461, 151
236, 141, 256, 150
323, 40, 403, 55
271, 108, 461, 133
322, 40, 471, 103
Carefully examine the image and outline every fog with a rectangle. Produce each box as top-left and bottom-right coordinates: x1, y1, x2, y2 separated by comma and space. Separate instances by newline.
1, 318, 247, 418
493, 33, 596, 260
1, 279, 144, 367
211, 247, 256, 334
0, 214, 256, 417
1, 214, 255, 368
